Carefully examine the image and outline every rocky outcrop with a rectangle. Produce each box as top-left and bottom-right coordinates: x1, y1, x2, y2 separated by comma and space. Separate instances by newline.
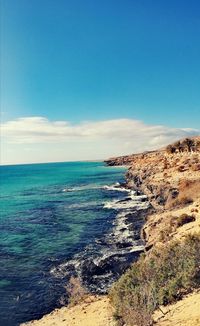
105, 136, 200, 166
105, 136, 200, 254
104, 151, 157, 167
105, 136, 200, 209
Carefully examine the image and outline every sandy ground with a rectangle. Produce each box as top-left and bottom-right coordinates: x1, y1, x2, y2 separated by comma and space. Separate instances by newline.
21, 296, 116, 326
154, 291, 200, 326
22, 291, 200, 326
143, 198, 200, 248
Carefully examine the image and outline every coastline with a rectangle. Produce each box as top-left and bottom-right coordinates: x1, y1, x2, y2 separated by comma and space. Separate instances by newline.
21, 136, 200, 326
50, 185, 151, 295
1, 161, 129, 326
21, 174, 152, 325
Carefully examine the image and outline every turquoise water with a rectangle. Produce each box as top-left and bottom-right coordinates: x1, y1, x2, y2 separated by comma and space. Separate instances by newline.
0, 161, 126, 326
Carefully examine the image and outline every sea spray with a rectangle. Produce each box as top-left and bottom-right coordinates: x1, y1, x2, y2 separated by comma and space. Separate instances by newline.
51, 186, 150, 294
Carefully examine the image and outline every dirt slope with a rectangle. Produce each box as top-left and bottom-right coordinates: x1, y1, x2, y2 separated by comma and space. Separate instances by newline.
154, 291, 200, 326
22, 296, 116, 326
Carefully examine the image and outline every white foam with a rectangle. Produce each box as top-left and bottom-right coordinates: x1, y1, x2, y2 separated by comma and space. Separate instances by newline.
50, 256, 82, 277
103, 195, 149, 210
63, 183, 132, 194
93, 243, 144, 266
67, 201, 99, 209
103, 183, 132, 193
51, 186, 149, 285
62, 184, 102, 192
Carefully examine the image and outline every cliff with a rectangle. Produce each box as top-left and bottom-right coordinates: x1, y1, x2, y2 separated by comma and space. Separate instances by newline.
105, 136, 200, 249
106, 137, 200, 206
105, 136, 200, 326
22, 136, 200, 326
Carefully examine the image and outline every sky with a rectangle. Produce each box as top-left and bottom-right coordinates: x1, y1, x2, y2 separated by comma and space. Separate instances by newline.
1, 0, 200, 164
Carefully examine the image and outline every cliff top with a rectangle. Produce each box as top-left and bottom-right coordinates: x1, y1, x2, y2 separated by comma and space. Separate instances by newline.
105, 136, 200, 166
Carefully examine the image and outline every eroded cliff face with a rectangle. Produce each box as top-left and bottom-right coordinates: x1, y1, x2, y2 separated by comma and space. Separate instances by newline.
126, 150, 200, 208
105, 136, 200, 249
105, 137, 200, 209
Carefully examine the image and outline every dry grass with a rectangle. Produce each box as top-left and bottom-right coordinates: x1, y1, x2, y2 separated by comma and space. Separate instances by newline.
158, 213, 196, 243
177, 214, 196, 227
192, 163, 200, 171
66, 277, 89, 306
166, 180, 200, 209
109, 233, 200, 326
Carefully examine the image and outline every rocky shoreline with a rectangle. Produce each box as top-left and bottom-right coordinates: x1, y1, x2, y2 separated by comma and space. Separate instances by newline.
22, 136, 200, 326
51, 185, 152, 295
105, 136, 200, 248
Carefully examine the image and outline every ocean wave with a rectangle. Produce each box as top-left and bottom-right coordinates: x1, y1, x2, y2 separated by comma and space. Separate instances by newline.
62, 184, 102, 192
62, 182, 131, 193
51, 185, 150, 294
102, 182, 132, 193
103, 194, 149, 210
66, 201, 100, 209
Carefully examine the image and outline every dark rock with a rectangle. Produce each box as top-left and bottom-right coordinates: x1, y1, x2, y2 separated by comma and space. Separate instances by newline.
115, 242, 133, 249
118, 198, 132, 203
81, 250, 143, 293
145, 243, 153, 251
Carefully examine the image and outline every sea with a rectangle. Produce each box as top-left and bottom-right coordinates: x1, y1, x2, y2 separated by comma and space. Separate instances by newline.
0, 161, 149, 326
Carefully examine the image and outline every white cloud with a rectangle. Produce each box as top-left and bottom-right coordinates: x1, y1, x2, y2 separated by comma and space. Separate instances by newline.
1, 117, 199, 164
2, 116, 199, 143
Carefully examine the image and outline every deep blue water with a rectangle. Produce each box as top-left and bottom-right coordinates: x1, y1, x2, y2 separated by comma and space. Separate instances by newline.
0, 161, 126, 326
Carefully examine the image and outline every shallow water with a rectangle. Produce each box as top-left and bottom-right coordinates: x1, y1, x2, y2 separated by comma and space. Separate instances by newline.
0, 161, 128, 326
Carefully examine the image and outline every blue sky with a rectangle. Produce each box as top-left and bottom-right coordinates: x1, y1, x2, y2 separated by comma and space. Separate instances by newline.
1, 0, 200, 164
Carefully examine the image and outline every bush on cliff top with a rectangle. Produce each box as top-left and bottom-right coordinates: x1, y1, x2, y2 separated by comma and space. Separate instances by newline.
109, 233, 200, 326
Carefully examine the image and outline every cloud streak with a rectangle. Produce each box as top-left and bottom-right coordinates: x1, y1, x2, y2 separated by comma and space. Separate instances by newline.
2, 116, 199, 144
1, 117, 199, 164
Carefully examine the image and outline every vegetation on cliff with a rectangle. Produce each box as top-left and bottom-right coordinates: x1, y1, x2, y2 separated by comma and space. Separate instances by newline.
109, 233, 200, 326
166, 138, 200, 154
104, 137, 200, 326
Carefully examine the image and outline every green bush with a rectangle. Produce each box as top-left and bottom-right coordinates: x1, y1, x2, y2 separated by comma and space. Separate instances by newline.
109, 233, 200, 326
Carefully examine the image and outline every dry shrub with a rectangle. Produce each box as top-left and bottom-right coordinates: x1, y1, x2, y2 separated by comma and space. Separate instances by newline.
191, 208, 198, 213
66, 277, 88, 306
177, 165, 187, 172
158, 214, 179, 242
159, 224, 175, 242
177, 214, 196, 227
166, 195, 193, 209
109, 233, 200, 326
166, 180, 200, 208
115, 285, 154, 326
192, 163, 200, 171
179, 180, 200, 201
158, 213, 195, 243
182, 158, 190, 165
175, 196, 193, 206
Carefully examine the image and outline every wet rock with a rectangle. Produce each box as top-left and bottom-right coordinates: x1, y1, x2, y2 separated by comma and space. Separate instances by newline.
81, 251, 143, 293
51, 191, 151, 295
115, 242, 133, 249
